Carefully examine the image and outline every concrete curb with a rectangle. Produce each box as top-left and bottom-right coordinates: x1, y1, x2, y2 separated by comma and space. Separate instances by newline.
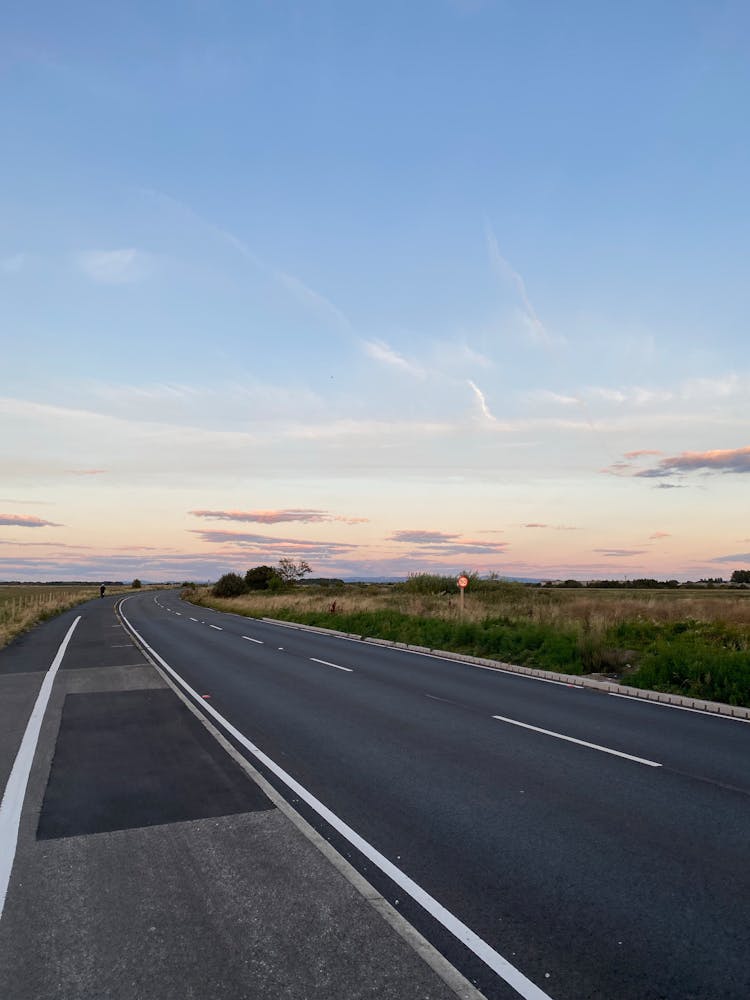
262, 617, 750, 721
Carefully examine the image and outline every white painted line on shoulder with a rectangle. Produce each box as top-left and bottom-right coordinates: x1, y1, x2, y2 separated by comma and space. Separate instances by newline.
310, 657, 353, 673
0, 617, 81, 918
608, 691, 750, 723
208, 624, 223, 631
242, 636, 263, 644
492, 714, 662, 767
118, 603, 554, 1000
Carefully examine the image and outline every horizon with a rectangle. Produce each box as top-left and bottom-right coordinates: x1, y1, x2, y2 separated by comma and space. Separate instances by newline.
2, 2, 749, 582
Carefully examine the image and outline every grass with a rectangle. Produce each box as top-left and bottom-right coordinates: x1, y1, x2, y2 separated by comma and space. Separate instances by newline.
186, 581, 750, 707
0, 585, 116, 649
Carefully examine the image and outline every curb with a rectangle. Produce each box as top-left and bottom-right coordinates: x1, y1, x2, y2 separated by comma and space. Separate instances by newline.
261, 617, 750, 721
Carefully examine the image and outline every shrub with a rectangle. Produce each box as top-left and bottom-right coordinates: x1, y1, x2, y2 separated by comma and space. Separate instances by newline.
131, 578, 142, 589
245, 565, 281, 590
212, 572, 247, 598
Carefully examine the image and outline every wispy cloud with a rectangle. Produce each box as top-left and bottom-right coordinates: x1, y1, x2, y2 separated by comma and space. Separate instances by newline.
711, 552, 750, 564
624, 449, 663, 460
467, 379, 497, 422
0, 513, 62, 528
593, 548, 648, 557
485, 224, 555, 345
189, 528, 358, 557
649, 531, 671, 540
190, 508, 367, 525
389, 529, 509, 555
276, 271, 352, 331
74, 249, 153, 285
363, 339, 425, 377
522, 523, 578, 530
67, 469, 107, 476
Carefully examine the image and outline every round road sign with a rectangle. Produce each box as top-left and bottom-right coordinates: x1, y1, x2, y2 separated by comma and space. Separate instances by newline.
457, 575, 469, 589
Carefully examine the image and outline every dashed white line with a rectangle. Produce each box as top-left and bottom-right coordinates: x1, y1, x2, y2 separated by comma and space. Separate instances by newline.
242, 636, 263, 644
491, 714, 662, 767
117, 602, 554, 1000
310, 657, 353, 673
209, 624, 223, 631
175, 612, 182, 616
190, 617, 198, 622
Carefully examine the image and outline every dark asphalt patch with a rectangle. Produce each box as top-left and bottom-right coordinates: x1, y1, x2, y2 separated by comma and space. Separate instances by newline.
37, 689, 272, 839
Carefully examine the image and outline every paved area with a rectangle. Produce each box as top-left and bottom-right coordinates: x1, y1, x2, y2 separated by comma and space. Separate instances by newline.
0, 597, 466, 1000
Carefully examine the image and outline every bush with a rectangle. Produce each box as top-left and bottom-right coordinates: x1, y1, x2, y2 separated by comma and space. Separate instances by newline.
212, 572, 247, 598
245, 565, 281, 590
131, 578, 142, 589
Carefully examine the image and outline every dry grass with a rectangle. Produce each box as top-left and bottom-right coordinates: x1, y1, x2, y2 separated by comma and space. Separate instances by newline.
0, 585, 102, 648
189, 584, 750, 633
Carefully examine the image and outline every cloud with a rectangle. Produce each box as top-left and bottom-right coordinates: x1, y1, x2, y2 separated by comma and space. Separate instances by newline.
390, 530, 458, 543
485, 225, 555, 345
636, 446, 750, 478
523, 523, 548, 528
711, 552, 750, 564
467, 380, 497, 422
74, 249, 153, 284
624, 450, 663, 460
67, 469, 107, 476
654, 483, 686, 490
649, 531, 671, 540
528, 390, 579, 406
389, 529, 508, 555
276, 271, 351, 331
0, 513, 62, 527
190, 509, 367, 525
594, 551, 646, 559
362, 339, 425, 378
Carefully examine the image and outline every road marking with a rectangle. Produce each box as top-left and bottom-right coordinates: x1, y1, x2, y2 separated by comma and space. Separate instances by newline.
175, 612, 182, 616
491, 714, 662, 767
310, 657, 353, 673
190, 617, 198, 622
118, 604, 554, 1000
111, 644, 133, 648
242, 636, 263, 644
0, 617, 81, 918
608, 691, 750, 723
208, 624, 223, 631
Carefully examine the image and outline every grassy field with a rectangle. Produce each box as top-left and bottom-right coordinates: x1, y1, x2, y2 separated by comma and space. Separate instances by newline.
187, 579, 750, 707
0, 585, 112, 649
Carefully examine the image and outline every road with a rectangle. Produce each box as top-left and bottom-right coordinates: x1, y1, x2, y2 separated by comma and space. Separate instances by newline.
119, 591, 750, 1000
1, 590, 748, 1000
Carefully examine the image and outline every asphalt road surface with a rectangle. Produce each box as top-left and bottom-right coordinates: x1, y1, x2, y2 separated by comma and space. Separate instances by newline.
2, 589, 749, 999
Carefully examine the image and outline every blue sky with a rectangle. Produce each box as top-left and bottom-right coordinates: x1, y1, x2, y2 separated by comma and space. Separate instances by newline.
2, 1, 749, 581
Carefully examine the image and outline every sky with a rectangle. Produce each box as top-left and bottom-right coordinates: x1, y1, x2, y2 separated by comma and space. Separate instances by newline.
1, 0, 749, 582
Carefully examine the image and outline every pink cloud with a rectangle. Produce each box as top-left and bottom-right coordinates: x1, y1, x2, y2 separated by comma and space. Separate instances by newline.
390, 530, 459, 544
593, 548, 648, 557
190, 508, 367, 525
67, 469, 107, 476
649, 531, 671, 540
0, 513, 62, 528
636, 446, 750, 478
623, 450, 663, 460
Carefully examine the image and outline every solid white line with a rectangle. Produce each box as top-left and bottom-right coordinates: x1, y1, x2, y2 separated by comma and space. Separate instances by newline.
0, 616, 81, 918
608, 691, 750, 723
208, 624, 223, 631
118, 605, 553, 1000
491, 714, 662, 767
242, 636, 263, 644
310, 657, 353, 673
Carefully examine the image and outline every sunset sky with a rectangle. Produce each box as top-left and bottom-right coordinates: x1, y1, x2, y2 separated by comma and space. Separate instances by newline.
2, 1, 749, 582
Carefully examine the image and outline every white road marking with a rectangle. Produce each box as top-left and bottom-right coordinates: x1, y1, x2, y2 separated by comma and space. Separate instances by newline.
608, 691, 750, 723
310, 657, 353, 673
175, 612, 182, 616
491, 714, 662, 767
242, 636, 263, 644
209, 624, 223, 630
118, 603, 554, 1000
111, 644, 133, 648
0, 617, 81, 918
190, 617, 198, 622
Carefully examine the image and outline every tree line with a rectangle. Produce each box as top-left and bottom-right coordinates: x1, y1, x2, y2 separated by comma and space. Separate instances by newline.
212, 559, 312, 597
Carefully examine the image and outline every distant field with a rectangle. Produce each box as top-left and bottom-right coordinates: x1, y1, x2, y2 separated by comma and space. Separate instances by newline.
188, 580, 750, 707
0, 585, 102, 648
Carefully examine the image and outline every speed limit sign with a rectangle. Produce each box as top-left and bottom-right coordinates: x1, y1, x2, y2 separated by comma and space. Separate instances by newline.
457, 575, 469, 589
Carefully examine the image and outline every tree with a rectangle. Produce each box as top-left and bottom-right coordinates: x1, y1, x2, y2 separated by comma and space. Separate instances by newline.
212, 572, 247, 597
131, 578, 142, 589
730, 570, 750, 584
245, 565, 281, 590
277, 558, 312, 585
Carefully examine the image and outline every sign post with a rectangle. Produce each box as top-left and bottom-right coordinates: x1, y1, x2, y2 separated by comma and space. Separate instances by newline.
457, 574, 469, 616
